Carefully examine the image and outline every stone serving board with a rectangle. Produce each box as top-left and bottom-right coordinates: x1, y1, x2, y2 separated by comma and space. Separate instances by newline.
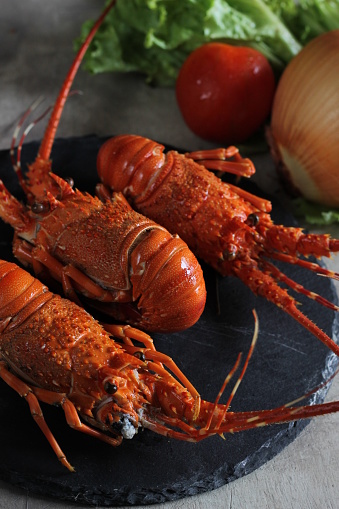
0, 136, 337, 506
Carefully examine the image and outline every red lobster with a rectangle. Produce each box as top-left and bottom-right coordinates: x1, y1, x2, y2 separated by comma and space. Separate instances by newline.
96, 134, 339, 356
2, 258, 339, 471
0, 1, 206, 332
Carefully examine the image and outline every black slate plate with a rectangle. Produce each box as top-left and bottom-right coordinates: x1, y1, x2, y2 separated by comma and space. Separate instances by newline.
0, 136, 338, 507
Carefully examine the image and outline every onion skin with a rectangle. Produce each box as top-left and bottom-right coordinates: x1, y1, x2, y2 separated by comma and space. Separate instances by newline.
270, 30, 339, 208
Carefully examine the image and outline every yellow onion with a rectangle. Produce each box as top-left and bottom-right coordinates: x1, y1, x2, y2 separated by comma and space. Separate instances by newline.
270, 30, 339, 207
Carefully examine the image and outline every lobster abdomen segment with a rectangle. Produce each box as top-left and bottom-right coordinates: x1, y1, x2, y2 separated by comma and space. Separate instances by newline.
97, 135, 167, 200
0, 260, 53, 332
130, 229, 206, 331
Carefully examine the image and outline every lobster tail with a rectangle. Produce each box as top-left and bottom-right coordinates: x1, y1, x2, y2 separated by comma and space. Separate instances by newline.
97, 135, 167, 201
130, 229, 206, 331
0, 261, 53, 333
97, 135, 257, 202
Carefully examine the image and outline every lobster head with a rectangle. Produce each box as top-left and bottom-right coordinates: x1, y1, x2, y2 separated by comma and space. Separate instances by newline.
91, 356, 200, 441
94, 363, 143, 439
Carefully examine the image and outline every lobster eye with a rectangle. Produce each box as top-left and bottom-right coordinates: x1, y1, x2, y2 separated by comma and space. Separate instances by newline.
104, 380, 118, 394
225, 251, 236, 261
64, 177, 74, 188
246, 213, 259, 227
224, 244, 237, 261
134, 351, 146, 362
31, 202, 50, 214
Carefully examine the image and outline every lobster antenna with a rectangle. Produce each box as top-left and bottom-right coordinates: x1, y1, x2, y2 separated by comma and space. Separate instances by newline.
12, 91, 84, 199
206, 309, 259, 431
14, 104, 53, 195
233, 261, 339, 358
205, 352, 242, 431
10, 96, 45, 172
263, 259, 339, 313
283, 361, 339, 409
269, 251, 339, 281
37, 0, 117, 162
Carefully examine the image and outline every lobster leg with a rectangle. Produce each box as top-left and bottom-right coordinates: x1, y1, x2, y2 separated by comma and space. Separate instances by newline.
13, 242, 120, 304
11, 237, 57, 289
103, 323, 168, 373
227, 183, 272, 212
0, 361, 74, 471
185, 147, 255, 177
96, 182, 115, 202
268, 251, 339, 279
142, 350, 201, 400
0, 181, 30, 230
32, 387, 122, 448
0, 361, 124, 472
103, 323, 157, 351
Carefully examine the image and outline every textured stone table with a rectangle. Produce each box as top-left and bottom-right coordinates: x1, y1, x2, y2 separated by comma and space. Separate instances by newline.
1, 2, 339, 508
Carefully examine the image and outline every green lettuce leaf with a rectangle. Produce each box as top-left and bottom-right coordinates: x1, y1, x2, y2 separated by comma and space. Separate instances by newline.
75, 0, 339, 85
279, 0, 339, 44
293, 198, 339, 226
75, 0, 302, 86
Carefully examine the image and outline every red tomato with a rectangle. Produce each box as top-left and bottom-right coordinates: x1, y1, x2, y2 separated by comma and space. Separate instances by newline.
176, 43, 275, 144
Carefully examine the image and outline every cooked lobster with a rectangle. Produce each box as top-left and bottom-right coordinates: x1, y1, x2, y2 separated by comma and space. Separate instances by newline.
96, 134, 339, 356
2, 258, 339, 471
0, 1, 206, 332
